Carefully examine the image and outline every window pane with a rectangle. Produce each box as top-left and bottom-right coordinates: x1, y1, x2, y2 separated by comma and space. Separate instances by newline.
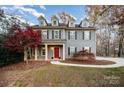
54, 30, 59, 39
42, 30, 47, 39
42, 47, 45, 55
70, 31, 75, 39
70, 46, 75, 55
84, 31, 90, 40
53, 21, 56, 25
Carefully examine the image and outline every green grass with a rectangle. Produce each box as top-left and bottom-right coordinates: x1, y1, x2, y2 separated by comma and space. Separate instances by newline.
14, 64, 124, 87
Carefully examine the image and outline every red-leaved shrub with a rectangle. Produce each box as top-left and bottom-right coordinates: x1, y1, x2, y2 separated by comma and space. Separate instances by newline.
73, 50, 95, 61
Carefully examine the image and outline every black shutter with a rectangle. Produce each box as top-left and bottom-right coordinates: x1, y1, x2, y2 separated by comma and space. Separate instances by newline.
52, 30, 54, 39
89, 47, 91, 53
75, 47, 77, 53
82, 31, 84, 40
68, 47, 70, 56
68, 31, 70, 40
59, 30, 61, 39
82, 47, 84, 51
89, 31, 91, 40
75, 31, 77, 40
47, 30, 49, 39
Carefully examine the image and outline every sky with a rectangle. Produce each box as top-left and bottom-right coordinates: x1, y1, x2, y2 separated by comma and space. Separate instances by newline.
0, 5, 86, 25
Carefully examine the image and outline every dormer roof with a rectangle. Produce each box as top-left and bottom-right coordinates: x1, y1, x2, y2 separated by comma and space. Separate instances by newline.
38, 15, 48, 25
51, 15, 59, 20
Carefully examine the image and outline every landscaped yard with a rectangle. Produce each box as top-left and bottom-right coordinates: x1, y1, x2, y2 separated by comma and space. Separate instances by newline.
0, 61, 124, 87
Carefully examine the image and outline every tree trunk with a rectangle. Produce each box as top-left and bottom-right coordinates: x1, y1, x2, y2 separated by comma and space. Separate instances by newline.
118, 36, 123, 57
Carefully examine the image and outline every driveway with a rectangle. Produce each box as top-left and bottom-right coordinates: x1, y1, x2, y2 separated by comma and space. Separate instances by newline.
51, 57, 124, 68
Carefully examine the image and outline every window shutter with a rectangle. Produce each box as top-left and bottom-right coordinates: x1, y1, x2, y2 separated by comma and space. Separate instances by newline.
68, 31, 70, 40
52, 30, 54, 39
47, 30, 49, 39
59, 30, 61, 39
89, 47, 91, 53
75, 31, 77, 40
68, 47, 70, 56
82, 31, 84, 40
89, 31, 91, 40
75, 47, 77, 53
82, 47, 84, 51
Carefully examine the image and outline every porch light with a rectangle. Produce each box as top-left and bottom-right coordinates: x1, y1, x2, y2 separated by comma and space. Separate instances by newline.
50, 47, 54, 50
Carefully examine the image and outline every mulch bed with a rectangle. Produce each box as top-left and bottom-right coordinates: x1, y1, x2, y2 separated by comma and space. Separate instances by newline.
0, 61, 50, 71
62, 59, 115, 65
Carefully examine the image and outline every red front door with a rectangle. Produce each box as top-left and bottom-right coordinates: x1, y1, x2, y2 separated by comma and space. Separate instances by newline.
54, 47, 59, 58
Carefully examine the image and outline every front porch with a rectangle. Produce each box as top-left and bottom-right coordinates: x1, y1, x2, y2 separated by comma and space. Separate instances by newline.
24, 43, 65, 61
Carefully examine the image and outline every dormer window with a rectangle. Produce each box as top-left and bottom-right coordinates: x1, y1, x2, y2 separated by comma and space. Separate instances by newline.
38, 15, 47, 26
81, 18, 90, 27
52, 20, 58, 26
53, 20, 57, 25
71, 22, 74, 26
40, 20, 44, 26
69, 21, 75, 27
51, 15, 59, 26
83, 22, 87, 27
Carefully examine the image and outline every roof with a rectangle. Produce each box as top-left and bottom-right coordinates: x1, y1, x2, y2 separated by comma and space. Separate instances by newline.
32, 24, 96, 31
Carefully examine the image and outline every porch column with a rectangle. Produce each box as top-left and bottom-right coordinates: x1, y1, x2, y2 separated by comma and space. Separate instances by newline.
45, 44, 48, 60
24, 47, 27, 61
35, 46, 38, 60
63, 44, 65, 60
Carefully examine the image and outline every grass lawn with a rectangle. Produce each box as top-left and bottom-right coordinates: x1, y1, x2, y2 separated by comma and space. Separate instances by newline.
0, 63, 124, 87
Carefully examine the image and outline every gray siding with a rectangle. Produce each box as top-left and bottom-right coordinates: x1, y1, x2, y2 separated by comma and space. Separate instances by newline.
65, 30, 96, 58
41, 28, 96, 59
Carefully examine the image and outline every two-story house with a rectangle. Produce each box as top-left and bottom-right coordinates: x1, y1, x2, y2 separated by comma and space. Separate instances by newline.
24, 15, 96, 61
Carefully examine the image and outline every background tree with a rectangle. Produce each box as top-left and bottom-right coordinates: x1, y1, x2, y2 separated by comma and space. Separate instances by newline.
57, 12, 76, 24
86, 5, 124, 57
0, 8, 32, 66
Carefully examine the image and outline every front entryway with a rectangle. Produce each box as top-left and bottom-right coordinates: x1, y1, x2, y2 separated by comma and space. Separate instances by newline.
54, 47, 59, 58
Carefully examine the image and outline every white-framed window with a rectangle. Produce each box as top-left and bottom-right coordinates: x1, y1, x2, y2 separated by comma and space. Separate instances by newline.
42, 47, 45, 56
52, 20, 58, 26
84, 31, 90, 40
70, 46, 75, 55
69, 21, 75, 27
42, 30, 47, 39
70, 31, 75, 39
83, 22, 87, 27
54, 30, 59, 39
40, 20, 44, 26
53, 20, 57, 25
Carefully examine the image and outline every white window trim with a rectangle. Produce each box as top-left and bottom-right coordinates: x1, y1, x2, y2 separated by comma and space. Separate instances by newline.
70, 46, 75, 55
70, 31, 75, 40
52, 20, 58, 26
41, 47, 45, 56
84, 31, 90, 40
42, 30, 47, 40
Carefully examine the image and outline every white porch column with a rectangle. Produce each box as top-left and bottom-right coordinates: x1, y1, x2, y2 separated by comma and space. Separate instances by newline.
24, 47, 27, 61
35, 46, 38, 60
45, 44, 48, 60
63, 44, 65, 60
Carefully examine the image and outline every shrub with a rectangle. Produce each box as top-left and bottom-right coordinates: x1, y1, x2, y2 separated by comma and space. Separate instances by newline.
0, 47, 23, 67
73, 50, 95, 61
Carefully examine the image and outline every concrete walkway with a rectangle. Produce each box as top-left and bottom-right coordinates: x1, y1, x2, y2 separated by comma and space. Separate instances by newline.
50, 57, 124, 68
